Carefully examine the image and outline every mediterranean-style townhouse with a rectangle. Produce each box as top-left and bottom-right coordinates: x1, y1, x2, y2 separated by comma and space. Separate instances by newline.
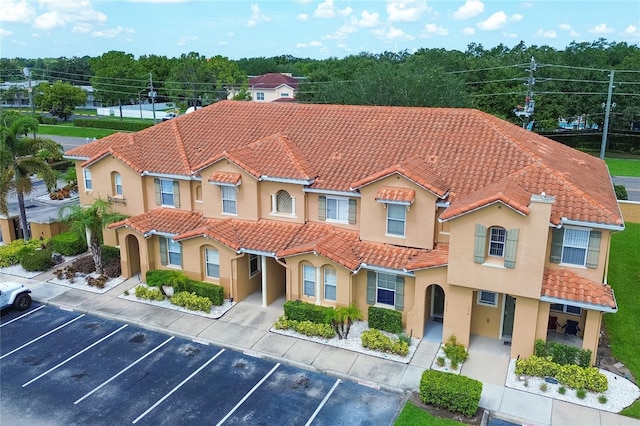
248, 73, 299, 102
65, 101, 623, 364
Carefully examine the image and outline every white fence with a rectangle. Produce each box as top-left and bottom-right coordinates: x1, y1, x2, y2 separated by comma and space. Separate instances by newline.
97, 103, 174, 120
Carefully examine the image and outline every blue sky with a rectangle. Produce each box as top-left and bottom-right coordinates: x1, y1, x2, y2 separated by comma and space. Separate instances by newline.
1, 0, 638, 59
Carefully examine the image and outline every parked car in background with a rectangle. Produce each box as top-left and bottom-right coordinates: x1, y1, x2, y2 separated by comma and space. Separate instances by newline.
0, 282, 32, 311
162, 112, 178, 121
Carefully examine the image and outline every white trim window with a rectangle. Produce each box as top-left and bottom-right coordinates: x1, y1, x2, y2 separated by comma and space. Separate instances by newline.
561, 228, 590, 266
386, 204, 406, 237
376, 272, 396, 306
326, 197, 349, 222
83, 169, 92, 190
160, 237, 182, 267
477, 290, 498, 307
550, 303, 582, 316
324, 267, 336, 301
489, 227, 506, 257
303, 264, 315, 297
256, 92, 265, 101
205, 248, 220, 279
160, 179, 175, 206
114, 172, 123, 195
272, 190, 295, 215
249, 254, 260, 277
221, 186, 237, 215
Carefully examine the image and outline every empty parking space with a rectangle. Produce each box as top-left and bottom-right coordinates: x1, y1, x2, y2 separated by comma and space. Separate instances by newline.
0, 305, 403, 425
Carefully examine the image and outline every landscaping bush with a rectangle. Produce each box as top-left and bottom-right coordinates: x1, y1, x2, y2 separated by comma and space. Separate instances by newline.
419, 370, 482, 417
74, 118, 153, 132
51, 232, 87, 256
135, 285, 165, 301
71, 255, 97, 274
361, 328, 409, 356
19, 247, 54, 272
274, 316, 335, 338
103, 261, 122, 278
284, 300, 334, 324
533, 339, 592, 367
145, 269, 189, 287
100, 245, 120, 264
443, 335, 468, 366
515, 355, 607, 392
170, 291, 212, 312
367, 306, 403, 333
0, 239, 47, 267
37, 115, 58, 125
614, 184, 628, 201
144, 270, 223, 305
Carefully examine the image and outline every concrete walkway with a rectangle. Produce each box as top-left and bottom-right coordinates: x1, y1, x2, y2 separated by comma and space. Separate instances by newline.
2, 270, 639, 426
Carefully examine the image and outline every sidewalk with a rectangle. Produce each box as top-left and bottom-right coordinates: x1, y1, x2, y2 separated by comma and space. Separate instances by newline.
3, 271, 639, 426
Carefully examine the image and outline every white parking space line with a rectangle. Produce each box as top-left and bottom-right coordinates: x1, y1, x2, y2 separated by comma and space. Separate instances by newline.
0, 314, 85, 360
132, 348, 225, 424
0, 305, 46, 328
305, 378, 342, 426
22, 324, 128, 387
215, 363, 280, 426
74, 336, 175, 405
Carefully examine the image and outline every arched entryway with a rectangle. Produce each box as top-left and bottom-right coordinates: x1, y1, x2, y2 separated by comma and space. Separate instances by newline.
424, 284, 445, 342
125, 234, 141, 278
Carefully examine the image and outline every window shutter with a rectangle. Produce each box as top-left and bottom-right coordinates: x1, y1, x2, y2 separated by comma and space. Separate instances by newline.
395, 276, 405, 311
159, 238, 167, 266
366, 271, 375, 305
474, 224, 487, 264
550, 228, 564, 263
504, 228, 519, 269
173, 181, 180, 208
586, 230, 601, 269
348, 199, 357, 224
318, 196, 326, 221
154, 178, 161, 206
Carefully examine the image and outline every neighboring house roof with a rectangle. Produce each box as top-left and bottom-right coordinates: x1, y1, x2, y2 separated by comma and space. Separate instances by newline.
67, 101, 622, 227
541, 268, 616, 311
248, 73, 299, 90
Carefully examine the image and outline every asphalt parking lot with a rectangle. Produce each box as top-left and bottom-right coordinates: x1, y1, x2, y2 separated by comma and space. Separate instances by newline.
0, 303, 404, 426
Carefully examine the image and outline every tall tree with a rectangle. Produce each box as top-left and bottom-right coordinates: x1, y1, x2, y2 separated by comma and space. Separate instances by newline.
0, 112, 60, 240
89, 51, 146, 106
34, 80, 87, 120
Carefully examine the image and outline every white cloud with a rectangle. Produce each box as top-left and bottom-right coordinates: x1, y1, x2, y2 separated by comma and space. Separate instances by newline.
373, 25, 415, 41
32, 0, 107, 30
310, 40, 323, 47
452, 0, 484, 21
463, 27, 475, 35
176, 35, 198, 45
535, 28, 557, 39
424, 23, 449, 36
503, 32, 518, 39
359, 11, 380, 28
218, 41, 228, 46
315, 0, 335, 18
622, 24, 639, 39
0, 0, 36, 22
511, 13, 523, 23
91, 26, 128, 38
72, 23, 92, 34
296, 13, 309, 21
588, 23, 614, 34
559, 24, 572, 31
296, 42, 307, 48
387, 0, 430, 22
569, 30, 579, 37
338, 6, 353, 17
477, 11, 507, 31
247, 3, 271, 27
0, 27, 14, 36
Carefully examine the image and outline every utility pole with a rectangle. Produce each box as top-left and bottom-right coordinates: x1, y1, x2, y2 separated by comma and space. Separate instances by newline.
149, 73, 156, 123
514, 57, 536, 130
599, 70, 615, 160
23, 67, 34, 116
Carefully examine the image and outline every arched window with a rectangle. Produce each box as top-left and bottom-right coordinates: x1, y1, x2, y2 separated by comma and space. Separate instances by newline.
113, 172, 122, 195
195, 185, 202, 202
323, 267, 336, 301
276, 190, 292, 213
204, 247, 219, 278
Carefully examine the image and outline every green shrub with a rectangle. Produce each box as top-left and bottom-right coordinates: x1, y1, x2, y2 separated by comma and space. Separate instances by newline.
19, 247, 54, 271
419, 370, 482, 417
443, 335, 468, 365
37, 115, 58, 125
367, 306, 403, 333
531, 340, 592, 368
100, 245, 120, 264
361, 328, 409, 356
145, 270, 224, 306
0, 239, 47, 267
170, 291, 212, 312
576, 388, 587, 399
182, 279, 224, 306
145, 269, 187, 287
598, 395, 608, 404
284, 300, 333, 324
516, 355, 607, 392
558, 386, 566, 395
51, 232, 87, 256
398, 332, 411, 346
74, 118, 153, 132
273, 316, 335, 338
614, 185, 628, 200
135, 285, 165, 301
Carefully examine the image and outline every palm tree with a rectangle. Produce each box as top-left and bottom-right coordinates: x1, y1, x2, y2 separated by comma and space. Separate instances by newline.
59, 199, 125, 274
0, 113, 60, 240
325, 304, 363, 339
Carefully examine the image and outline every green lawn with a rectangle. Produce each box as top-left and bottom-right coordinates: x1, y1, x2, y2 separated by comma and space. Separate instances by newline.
38, 124, 117, 139
605, 158, 640, 177
394, 401, 464, 426
604, 222, 640, 418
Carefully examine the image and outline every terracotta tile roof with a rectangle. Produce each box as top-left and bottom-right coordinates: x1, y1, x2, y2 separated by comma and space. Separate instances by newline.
109, 208, 205, 236
208, 171, 241, 186
375, 186, 416, 204
249, 73, 299, 90
67, 101, 622, 226
541, 268, 616, 310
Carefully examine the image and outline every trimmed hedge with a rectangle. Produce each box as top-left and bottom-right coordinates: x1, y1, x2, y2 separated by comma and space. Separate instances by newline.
170, 291, 212, 312
283, 300, 334, 324
101, 245, 120, 264
274, 316, 335, 338
368, 306, 403, 333
0, 239, 48, 267
534, 339, 592, 368
51, 232, 87, 256
144, 269, 224, 306
361, 329, 409, 356
515, 355, 607, 392
20, 247, 54, 272
74, 118, 153, 132
614, 185, 628, 201
420, 370, 482, 417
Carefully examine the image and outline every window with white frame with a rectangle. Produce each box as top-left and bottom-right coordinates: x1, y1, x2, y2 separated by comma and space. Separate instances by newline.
561, 228, 590, 266
386, 204, 406, 237
160, 179, 175, 206
324, 267, 336, 301
221, 186, 237, 214
160, 237, 182, 267
376, 272, 397, 306
205, 248, 219, 279
477, 290, 498, 307
249, 254, 260, 277
326, 197, 349, 222
114, 172, 123, 195
83, 169, 92, 190
489, 227, 506, 257
274, 190, 293, 214
303, 264, 315, 297
550, 303, 582, 316
281, 92, 290, 97
256, 92, 265, 101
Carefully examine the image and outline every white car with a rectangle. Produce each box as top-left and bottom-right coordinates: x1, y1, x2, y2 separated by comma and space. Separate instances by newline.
0, 282, 32, 311
162, 112, 178, 121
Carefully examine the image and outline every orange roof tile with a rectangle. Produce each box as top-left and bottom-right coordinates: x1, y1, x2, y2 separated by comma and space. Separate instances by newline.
375, 186, 416, 204
208, 171, 241, 186
67, 101, 622, 227
541, 268, 616, 311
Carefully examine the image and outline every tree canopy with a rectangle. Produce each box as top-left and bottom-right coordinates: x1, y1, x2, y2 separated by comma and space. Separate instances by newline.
34, 80, 87, 120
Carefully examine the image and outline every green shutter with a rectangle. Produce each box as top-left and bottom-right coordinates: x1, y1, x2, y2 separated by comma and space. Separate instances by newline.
318, 195, 326, 221
154, 178, 161, 206
550, 228, 564, 263
504, 228, 519, 269
474, 224, 487, 264
366, 271, 375, 305
586, 230, 601, 269
395, 276, 405, 311
348, 199, 357, 224
173, 181, 180, 208
159, 237, 167, 266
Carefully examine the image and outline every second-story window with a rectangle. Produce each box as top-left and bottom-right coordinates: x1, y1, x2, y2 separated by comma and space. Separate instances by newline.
221, 186, 237, 214
114, 173, 123, 195
256, 92, 265, 101
154, 178, 180, 208
386, 204, 406, 237
489, 227, 506, 257
550, 227, 601, 268
318, 196, 356, 224
83, 169, 92, 190
273, 190, 293, 214
474, 224, 519, 268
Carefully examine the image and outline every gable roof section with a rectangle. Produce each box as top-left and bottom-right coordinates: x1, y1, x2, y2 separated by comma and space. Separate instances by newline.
249, 73, 299, 90
541, 268, 616, 312
375, 186, 415, 204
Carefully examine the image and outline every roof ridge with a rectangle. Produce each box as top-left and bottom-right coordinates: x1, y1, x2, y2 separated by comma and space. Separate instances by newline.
171, 121, 194, 174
